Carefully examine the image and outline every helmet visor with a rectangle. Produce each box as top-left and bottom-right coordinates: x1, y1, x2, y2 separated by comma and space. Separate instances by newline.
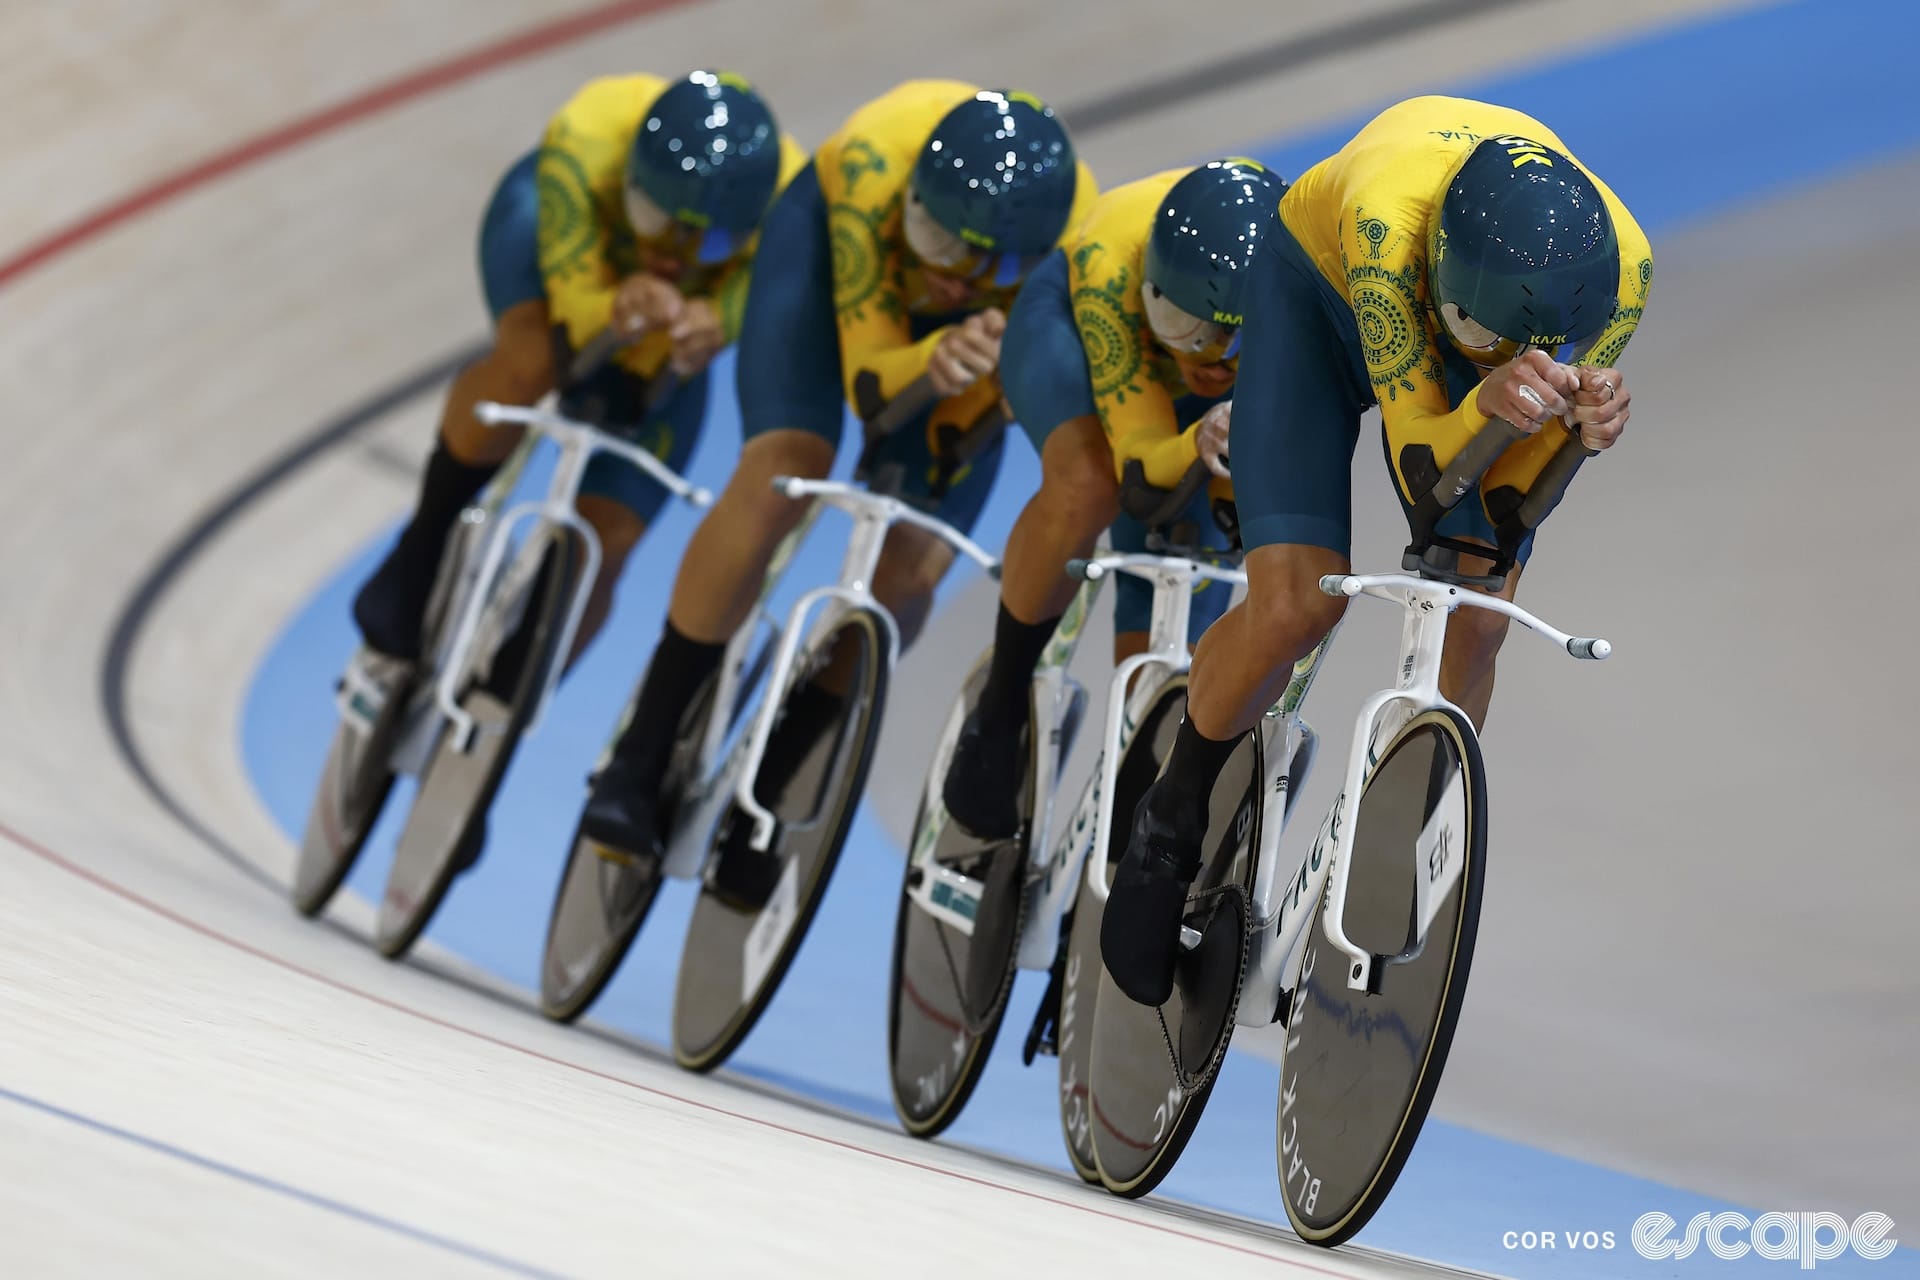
1142, 282, 1241, 364
625, 186, 745, 266
903, 185, 1046, 288
1436, 301, 1529, 369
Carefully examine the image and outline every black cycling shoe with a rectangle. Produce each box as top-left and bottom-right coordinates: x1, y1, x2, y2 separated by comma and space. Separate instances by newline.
710, 817, 785, 912
351, 542, 440, 663
579, 757, 665, 863
941, 707, 1026, 841
1100, 779, 1206, 1007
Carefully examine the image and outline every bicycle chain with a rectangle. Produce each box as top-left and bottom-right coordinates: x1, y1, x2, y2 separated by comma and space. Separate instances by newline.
1152, 880, 1250, 1097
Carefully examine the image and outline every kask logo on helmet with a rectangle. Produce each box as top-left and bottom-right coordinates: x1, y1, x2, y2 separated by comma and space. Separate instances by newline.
1492, 135, 1555, 168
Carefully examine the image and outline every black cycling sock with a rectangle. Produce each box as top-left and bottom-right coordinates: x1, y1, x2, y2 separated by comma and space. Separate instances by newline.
353, 438, 498, 655
395, 437, 498, 568
1147, 715, 1241, 830
608, 621, 726, 785
975, 603, 1061, 735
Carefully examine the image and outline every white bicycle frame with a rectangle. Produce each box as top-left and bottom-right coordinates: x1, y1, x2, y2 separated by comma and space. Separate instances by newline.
657, 476, 1000, 882
1239, 572, 1610, 1010
906, 549, 1280, 975
420, 402, 714, 757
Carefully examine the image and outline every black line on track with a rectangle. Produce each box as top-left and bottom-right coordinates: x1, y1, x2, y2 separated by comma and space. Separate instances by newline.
97, 345, 481, 892
1062, 0, 1531, 134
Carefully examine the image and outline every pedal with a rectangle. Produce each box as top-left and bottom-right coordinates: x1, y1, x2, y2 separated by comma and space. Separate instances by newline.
1273, 985, 1294, 1028
1178, 924, 1203, 952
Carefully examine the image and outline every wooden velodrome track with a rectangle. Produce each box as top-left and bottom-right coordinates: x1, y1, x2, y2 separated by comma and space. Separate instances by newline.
5, 1, 1915, 1274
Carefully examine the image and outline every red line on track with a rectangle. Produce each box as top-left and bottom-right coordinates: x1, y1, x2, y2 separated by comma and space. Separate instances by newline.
0, 0, 697, 291
0, 817, 1370, 1279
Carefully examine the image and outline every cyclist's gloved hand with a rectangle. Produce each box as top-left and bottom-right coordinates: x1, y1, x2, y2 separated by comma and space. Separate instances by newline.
1194, 400, 1233, 479
927, 307, 1006, 397
1567, 365, 1630, 451
1474, 348, 1575, 434
668, 297, 726, 377
612, 273, 684, 340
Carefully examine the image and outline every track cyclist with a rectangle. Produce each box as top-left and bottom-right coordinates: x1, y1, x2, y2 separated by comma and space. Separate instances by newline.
940, 158, 1286, 842
1100, 96, 1652, 1007
575, 81, 1095, 892
347, 70, 802, 734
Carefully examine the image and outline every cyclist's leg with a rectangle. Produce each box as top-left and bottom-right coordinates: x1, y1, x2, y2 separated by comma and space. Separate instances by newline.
665, 427, 835, 641
666, 162, 840, 645
566, 369, 711, 667
1440, 559, 1520, 729
942, 252, 1116, 837
353, 150, 553, 659
582, 162, 841, 852
1179, 226, 1370, 745
870, 522, 956, 657
437, 301, 552, 466
979, 251, 1117, 718
1103, 226, 1367, 1007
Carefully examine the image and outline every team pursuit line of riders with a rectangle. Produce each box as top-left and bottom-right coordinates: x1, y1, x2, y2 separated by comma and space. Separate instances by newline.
339, 71, 1644, 1048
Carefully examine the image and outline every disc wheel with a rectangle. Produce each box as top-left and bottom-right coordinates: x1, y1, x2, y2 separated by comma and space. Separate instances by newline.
371, 532, 579, 960
538, 673, 720, 1023
1277, 706, 1486, 1248
1087, 677, 1262, 1199
670, 608, 891, 1072
885, 652, 1038, 1139
290, 653, 413, 917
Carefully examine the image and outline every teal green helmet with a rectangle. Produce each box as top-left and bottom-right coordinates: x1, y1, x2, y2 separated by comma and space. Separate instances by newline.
903, 90, 1079, 287
1141, 158, 1286, 363
1428, 135, 1620, 367
625, 70, 782, 264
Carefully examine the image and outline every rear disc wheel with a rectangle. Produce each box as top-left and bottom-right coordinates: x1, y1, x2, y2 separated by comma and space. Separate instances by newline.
1278, 707, 1486, 1247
